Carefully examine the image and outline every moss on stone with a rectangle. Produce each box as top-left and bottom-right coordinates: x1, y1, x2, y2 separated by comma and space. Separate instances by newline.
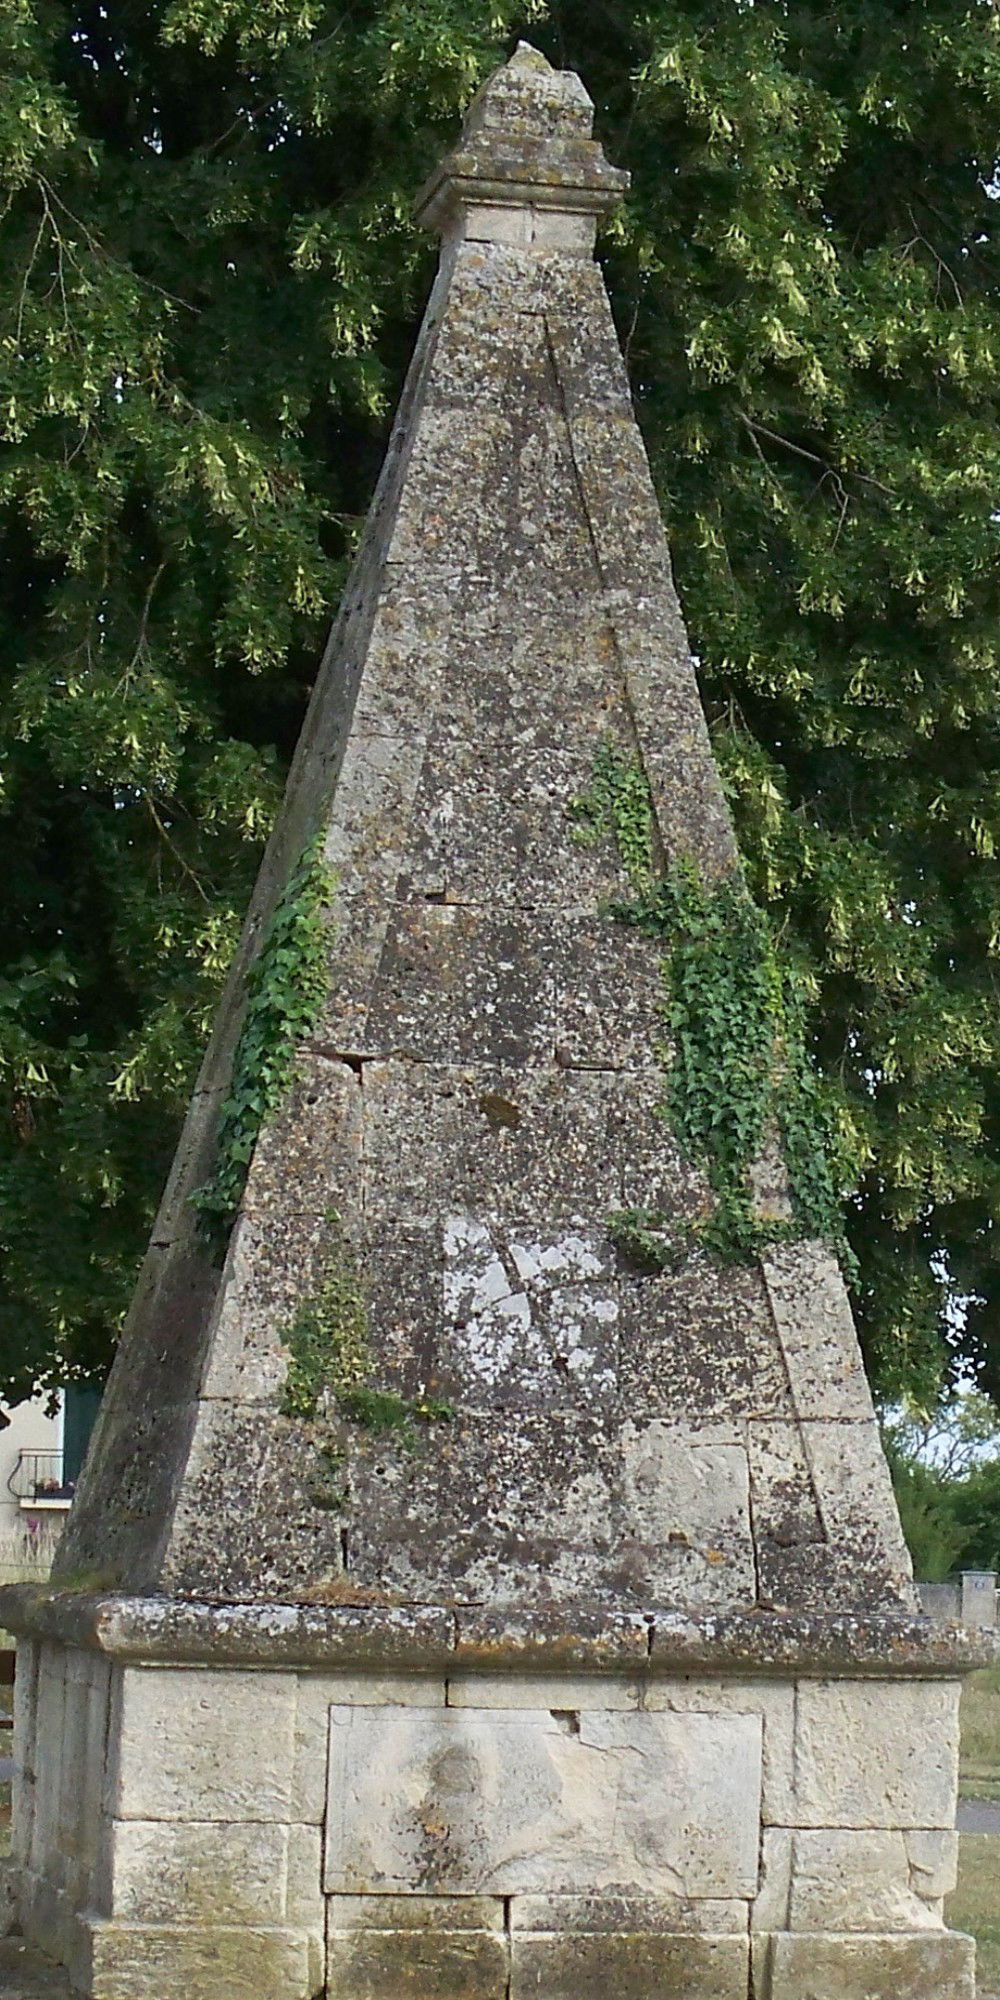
281, 1212, 454, 1450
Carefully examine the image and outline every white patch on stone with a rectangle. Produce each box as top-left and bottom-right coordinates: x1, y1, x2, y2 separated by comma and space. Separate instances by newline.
324, 1705, 761, 1899
442, 1214, 617, 1392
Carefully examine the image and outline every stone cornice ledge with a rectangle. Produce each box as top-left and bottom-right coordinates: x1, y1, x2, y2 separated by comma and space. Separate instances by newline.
0, 1585, 993, 1677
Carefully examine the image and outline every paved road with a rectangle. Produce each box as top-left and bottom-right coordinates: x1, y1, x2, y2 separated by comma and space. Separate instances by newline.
957, 1796, 1000, 1833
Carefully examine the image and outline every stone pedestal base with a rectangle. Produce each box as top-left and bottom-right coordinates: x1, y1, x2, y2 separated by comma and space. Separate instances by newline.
1, 1596, 982, 1999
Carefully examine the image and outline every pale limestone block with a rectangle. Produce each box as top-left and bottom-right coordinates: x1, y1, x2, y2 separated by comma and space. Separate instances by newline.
13, 1640, 39, 1779
645, 1677, 795, 1824
84, 1920, 315, 2000
753, 1829, 793, 1933
12, 1639, 39, 1874
326, 1922, 510, 1999
801, 1418, 914, 1583
286, 1823, 323, 1931
761, 1242, 874, 1422
325, 1705, 762, 1898
621, 1421, 750, 1543
787, 1829, 942, 1933
446, 1674, 641, 1711
764, 1928, 975, 1999
292, 1672, 446, 1824
29, 1643, 66, 1886
327, 1896, 505, 1931
510, 1931, 749, 2000
509, 1894, 748, 1934
61, 1651, 111, 1908
111, 1667, 296, 1823
527, 207, 596, 253
793, 1680, 960, 1829
103, 1818, 288, 1924
906, 1828, 958, 1901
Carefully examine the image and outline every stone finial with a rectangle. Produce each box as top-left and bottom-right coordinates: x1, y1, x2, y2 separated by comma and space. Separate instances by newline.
415, 42, 629, 251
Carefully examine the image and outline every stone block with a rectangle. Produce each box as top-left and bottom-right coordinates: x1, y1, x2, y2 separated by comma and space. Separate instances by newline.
644, 1678, 795, 1825
12, 1639, 39, 1874
29, 1644, 66, 1886
550, 916, 663, 1072
324, 1705, 762, 1898
242, 1056, 363, 1226
0, 1862, 16, 1941
510, 1931, 749, 2000
786, 1829, 944, 1933
792, 1680, 960, 1828
439, 1213, 618, 1410
100, 1818, 289, 1924
292, 1673, 446, 1824
761, 1243, 874, 1422
508, 1894, 747, 1934
110, 1667, 296, 1823
618, 1257, 795, 1425
202, 1140, 364, 1406
320, 730, 428, 908
445, 1674, 641, 1711
620, 1422, 756, 1606
799, 1419, 915, 1603
753, 1830, 792, 1932
327, 1896, 505, 1931
761, 1928, 975, 1999
286, 1823, 324, 1930
326, 1922, 510, 1999
361, 1061, 622, 1233
82, 1920, 315, 2000
403, 731, 634, 911
363, 904, 557, 1068
59, 1651, 111, 1908
13, 1640, 38, 1779
20, 1868, 79, 1972
747, 1424, 824, 1552
160, 1401, 346, 1600
343, 1404, 622, 1608
905, 1829, 958, 1901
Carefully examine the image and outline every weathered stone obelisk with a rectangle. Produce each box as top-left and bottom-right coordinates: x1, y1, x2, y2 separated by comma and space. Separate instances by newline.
1, 44, 985, 2000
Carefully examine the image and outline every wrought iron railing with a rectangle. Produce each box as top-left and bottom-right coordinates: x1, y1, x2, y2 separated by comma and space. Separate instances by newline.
6, 1450, 75, 1507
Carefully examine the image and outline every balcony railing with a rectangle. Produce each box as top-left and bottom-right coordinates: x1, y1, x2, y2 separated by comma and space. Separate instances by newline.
6, 1451, 75, 1509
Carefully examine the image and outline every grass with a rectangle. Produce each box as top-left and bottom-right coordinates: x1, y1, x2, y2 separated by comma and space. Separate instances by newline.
959, 1663, 1000, 1800
950, 1835, 1000, 1995
946, 1665, 1000, 1995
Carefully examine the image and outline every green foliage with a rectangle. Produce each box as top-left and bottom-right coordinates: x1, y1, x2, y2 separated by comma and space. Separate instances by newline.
6, 2, 1000, 1407
584, 742, 853, 1267
192, 836, 332, 1241
607, 1206, 688, 1275
571, 739, 655, 892
885, 1393, 1000, 1579
886, 1450, 970, 1583
280, 1210, 368, 1421
281, 1211, 454, 1443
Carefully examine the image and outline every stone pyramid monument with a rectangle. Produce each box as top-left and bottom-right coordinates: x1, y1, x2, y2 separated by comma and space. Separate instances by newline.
1, 44, 982, 2000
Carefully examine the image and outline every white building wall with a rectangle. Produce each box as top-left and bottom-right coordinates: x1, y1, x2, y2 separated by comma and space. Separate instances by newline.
0, 1397, 66, 1587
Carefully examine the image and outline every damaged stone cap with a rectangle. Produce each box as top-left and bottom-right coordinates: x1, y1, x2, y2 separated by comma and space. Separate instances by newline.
415, 42, 629, 250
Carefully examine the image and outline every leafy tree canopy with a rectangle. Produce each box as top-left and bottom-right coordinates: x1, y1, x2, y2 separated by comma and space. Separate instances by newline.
3, 0, 1000, 1409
